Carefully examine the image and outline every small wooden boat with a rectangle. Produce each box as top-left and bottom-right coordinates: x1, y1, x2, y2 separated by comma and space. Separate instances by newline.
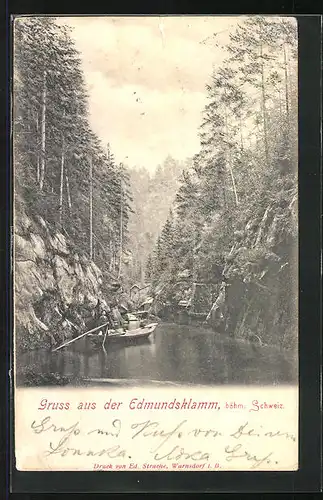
88, 322, 159, 348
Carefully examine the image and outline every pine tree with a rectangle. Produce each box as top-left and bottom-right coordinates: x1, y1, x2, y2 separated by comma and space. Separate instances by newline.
148, 16, 298, 347
14, 17, 134, 274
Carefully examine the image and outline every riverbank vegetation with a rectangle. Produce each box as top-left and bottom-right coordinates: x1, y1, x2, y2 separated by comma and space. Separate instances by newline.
14, 17, 135, 349
14, 16, 298, 354
147, 17, 298, 350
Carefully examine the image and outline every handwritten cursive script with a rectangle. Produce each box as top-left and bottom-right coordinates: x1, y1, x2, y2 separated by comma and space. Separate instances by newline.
28, 415, 296, 469
224, 443, 276, 469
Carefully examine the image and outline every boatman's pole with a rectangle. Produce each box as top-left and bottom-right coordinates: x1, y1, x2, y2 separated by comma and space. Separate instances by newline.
52, 322, 110, 352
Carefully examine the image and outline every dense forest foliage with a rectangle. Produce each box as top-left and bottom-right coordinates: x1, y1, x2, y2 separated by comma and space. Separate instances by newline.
147, 17, 298, 349
14, 17, 133, 285
14, 16, 298, 354
127, 156, 190, 283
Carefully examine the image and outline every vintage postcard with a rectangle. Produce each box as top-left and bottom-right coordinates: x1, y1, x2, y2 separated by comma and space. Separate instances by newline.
13, 15, 298, 472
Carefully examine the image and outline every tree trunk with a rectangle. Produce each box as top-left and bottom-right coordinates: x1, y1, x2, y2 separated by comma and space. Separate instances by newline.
228, 164, 239, 206
260, 43, 269, 164
109, 237, 113, 271
140, 259, 145, 286
239, 113, 244, 152
113, 244, 117, 274
225, 105, 239, 206
118, 179, 123, 279
65, 174, 72, 212
59, 136, 65, 227
89, 155, 93, 260
39, 70, 47, 191
36, 112, 40, 183
278, 87, 283, 121
36, 157, 40, 185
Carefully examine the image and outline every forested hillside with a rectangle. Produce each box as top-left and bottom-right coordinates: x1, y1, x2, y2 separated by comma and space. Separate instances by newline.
127, 156, 190, 283
148, 17, 298, 350
14, 16, 298, 355
14, 17, 133, 279
14, 17, 134, 348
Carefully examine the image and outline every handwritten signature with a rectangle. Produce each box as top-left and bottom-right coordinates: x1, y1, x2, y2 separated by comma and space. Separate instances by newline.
225, 443, 275, 469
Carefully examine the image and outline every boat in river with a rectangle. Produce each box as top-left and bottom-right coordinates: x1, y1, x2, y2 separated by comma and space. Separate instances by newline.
87, 322, 159, 348
52, 309, 158, 352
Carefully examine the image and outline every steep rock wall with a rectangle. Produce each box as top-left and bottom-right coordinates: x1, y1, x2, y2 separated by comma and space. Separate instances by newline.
14, 207, 106, 351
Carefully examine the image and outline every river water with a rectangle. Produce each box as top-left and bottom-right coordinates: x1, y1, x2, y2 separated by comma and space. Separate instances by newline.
17, 323, 297, 386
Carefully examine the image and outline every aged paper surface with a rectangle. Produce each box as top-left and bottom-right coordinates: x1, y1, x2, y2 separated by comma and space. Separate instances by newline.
13, 15, 298, 472
15, 386, 298, 471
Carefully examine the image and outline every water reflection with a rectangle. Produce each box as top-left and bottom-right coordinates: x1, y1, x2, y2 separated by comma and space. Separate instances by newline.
17, 323, 297, 386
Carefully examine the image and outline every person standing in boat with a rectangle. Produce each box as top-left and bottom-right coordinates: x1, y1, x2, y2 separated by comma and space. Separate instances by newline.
96, 304, 114, 338
109, 300, 126, 331
104, 305, 114, 330
119, 303, 130, 326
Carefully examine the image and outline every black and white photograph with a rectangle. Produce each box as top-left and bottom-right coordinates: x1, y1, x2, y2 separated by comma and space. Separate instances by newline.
13, 15, 298, 389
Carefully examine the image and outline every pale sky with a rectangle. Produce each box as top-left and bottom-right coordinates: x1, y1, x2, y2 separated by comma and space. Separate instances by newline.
58, 16, 240, 171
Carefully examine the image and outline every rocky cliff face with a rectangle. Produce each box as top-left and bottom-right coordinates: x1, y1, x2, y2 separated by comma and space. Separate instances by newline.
14, 206, 107, 351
